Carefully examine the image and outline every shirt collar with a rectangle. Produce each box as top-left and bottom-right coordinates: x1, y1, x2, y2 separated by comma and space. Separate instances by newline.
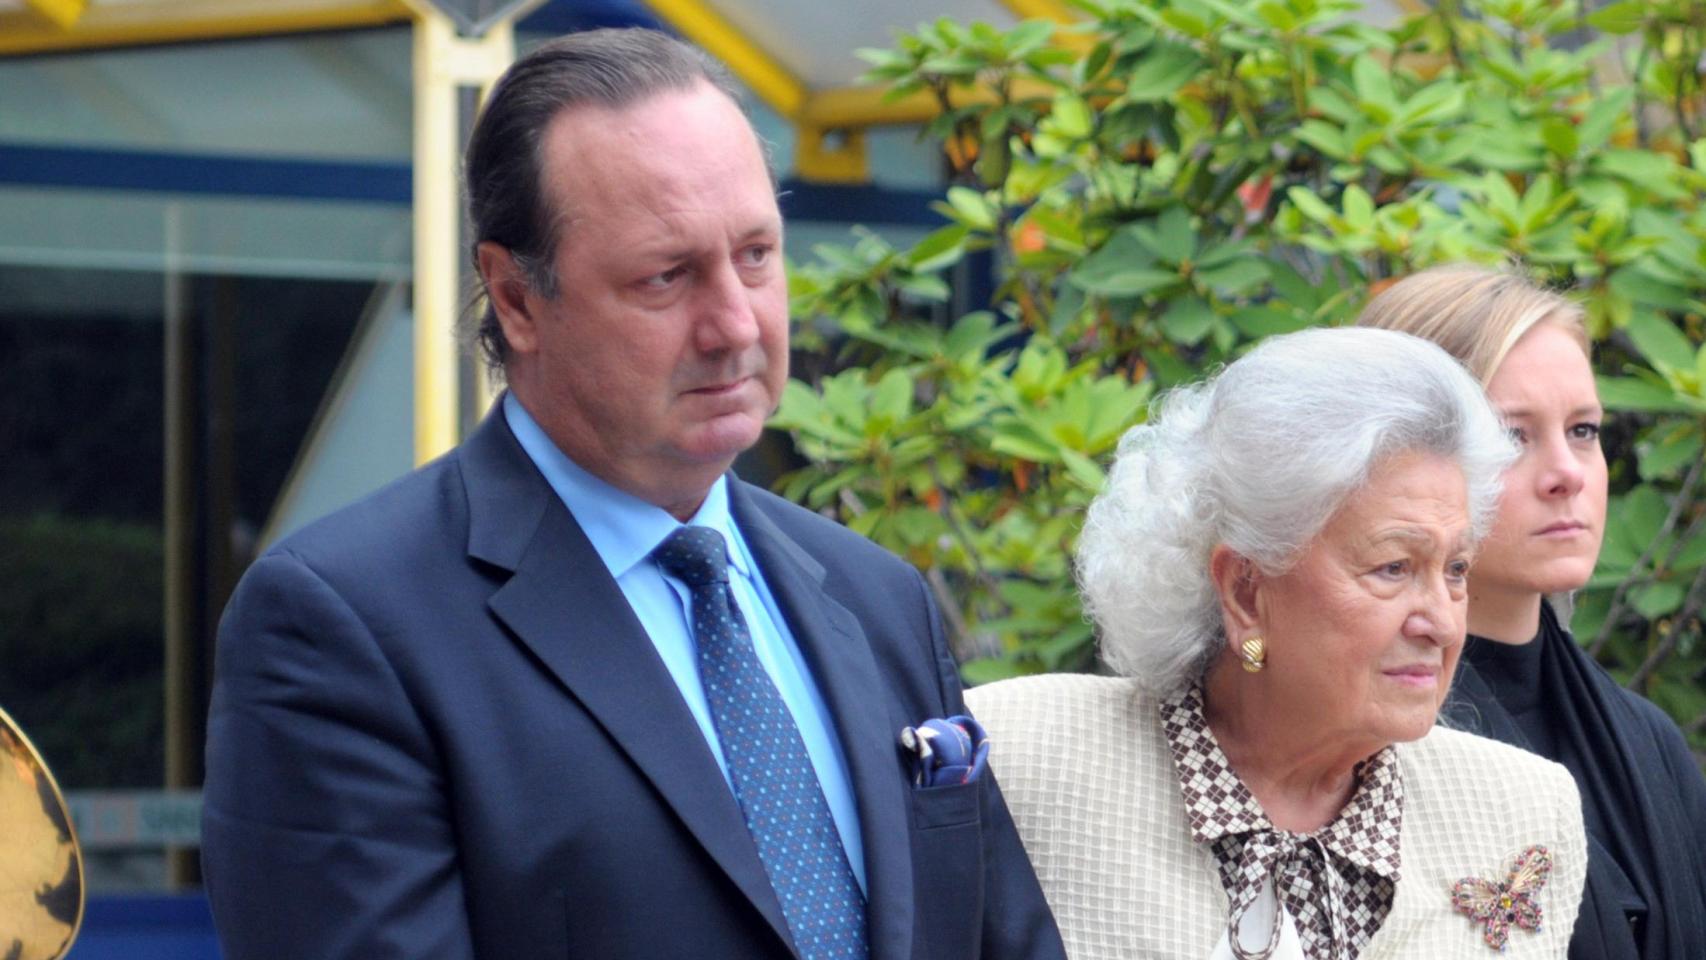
1159, 684, 1404, 880
503, 393, 748, 579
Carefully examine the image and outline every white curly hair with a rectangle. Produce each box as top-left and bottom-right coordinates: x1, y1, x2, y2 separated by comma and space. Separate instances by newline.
1076, 326, 1516, 696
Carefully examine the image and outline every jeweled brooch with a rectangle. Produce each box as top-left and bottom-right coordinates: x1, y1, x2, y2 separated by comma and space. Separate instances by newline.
1450, 845, 1552, 951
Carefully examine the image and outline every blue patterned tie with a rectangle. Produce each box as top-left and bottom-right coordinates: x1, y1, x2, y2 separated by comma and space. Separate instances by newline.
653, 526, 869, 960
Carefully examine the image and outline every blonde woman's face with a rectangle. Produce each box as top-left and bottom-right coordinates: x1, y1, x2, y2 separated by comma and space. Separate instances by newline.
1474, 323, 1608, 598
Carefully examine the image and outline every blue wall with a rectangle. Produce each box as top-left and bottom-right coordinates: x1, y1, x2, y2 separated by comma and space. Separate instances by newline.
67, 896, 221, 960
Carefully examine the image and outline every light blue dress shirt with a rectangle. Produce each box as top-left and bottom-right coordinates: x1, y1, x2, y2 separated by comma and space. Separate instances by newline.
503, 394, 867, 893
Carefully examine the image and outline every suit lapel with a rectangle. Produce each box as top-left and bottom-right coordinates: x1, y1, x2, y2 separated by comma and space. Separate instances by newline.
732, 483, 916, 960
459, 411, 797, 953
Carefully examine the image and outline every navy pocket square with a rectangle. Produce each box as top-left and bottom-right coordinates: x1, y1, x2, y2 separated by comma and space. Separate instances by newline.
899, 715, 990, 787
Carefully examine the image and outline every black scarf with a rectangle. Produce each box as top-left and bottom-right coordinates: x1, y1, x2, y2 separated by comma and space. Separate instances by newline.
1444, 601, 1706, 960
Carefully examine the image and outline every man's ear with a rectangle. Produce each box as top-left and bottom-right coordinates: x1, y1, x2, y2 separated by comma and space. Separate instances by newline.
1208, 544, 1263, 646
475, 241, 541, 355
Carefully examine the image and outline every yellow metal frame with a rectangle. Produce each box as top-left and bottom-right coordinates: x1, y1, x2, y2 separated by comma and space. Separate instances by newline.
22, 0, 88, 30
643, 0, 806, 116
795, 126, 869, 183
641, 0, 1083, 176
0, 0, 411, 57
641, 0, 1037, 179
997, 0, 1078, 25
800, 76, 1060, 130
401, 0, 519, 463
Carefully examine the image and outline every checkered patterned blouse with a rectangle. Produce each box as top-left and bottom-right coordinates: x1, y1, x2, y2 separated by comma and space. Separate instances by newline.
1160, 685, 1403, 960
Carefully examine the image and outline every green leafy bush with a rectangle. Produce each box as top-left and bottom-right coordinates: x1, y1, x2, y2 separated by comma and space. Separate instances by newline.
773, 0, 1706, 749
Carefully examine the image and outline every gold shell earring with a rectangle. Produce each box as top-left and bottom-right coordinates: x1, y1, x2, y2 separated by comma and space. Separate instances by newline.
1238, 636, 1266, 673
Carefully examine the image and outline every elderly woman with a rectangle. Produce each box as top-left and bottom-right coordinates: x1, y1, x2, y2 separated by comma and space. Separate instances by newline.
1359, 266, 1706, 960
968, 327, 1586, 959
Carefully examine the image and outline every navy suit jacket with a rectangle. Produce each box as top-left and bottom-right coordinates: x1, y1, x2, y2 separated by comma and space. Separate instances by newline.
202, 408, 1064, 960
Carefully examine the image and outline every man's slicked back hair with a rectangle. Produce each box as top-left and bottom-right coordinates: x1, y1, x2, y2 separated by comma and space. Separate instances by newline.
463, 27, 741, 373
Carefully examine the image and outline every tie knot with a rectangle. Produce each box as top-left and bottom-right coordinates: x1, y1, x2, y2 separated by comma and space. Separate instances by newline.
654, 525, 731, 587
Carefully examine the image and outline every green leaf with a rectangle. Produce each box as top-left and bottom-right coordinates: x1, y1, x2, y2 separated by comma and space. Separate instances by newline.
1122, 41, 1205, 103
1593, 150, 1687, 200
1253, 0, 1296, 31
774, 379, 823, 424
1158, 7, 1209, 38
1637, 428, 1703, 482
812, 379, 864, 432
1672, 529, 1706, 573
1625, 311, 1697, 371
847, 508, 883, 538
1070, 232, 1174, 296
1541, 117, 1578, 160
1161, 296, 1215, 345
1397, 81, 1467, 127
1342, 184, 1375, 229
1596, 376, 1691, 413
1630, 581, 1685, 619
989, 427, 1059, 462
1586, 0, 1646, 34
1568, 588, 1611, 639
943, 311, 1008, 362
960, 656, 1027, 686
1006, 18, 1055, 58
1071, 265, 1179, 297
1197, 257, 1269, 295
1132, 206, 1196, 264
1194, 0, 1264, 29
1059, 448, 1107, 490
1229, 305, 1311, 337
919, 52, 986, 76
1284, 189, 1334, 229
946, 186, 996, 231
1294, 121, 1348, 158
1351, 53, 1397, 118
870, 368, 914, 422
896, 274, 951, 303
1080, 377, 1150, 448
1266, 261, 1325, 312
1578, 89, 1633, 154
1620, 485, 1669, 554
1610, 267, 1694, 313
854, 47, 906, 69
1049, 93, 1093, 140
907, 224, 971, 272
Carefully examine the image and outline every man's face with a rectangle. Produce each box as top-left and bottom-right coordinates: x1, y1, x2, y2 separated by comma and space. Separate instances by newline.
503, 81, 788, 518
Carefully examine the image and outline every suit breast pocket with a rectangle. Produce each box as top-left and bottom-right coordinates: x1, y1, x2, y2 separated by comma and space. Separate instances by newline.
909, 782, 985, 959
909, 781, 982, 830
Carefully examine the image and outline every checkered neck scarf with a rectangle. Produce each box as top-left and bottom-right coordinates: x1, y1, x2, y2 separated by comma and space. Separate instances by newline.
1160, 685, 1404, 960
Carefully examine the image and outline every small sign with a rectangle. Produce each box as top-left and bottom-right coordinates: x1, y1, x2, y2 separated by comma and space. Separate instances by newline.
422, 0, 547, 36
65, 790, 203, 849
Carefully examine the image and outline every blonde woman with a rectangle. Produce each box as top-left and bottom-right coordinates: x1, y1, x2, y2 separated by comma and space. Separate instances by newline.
1359, 265, 1706, 960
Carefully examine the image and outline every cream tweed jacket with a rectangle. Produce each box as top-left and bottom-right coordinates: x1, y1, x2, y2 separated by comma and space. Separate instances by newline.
967, 674, 1587, 960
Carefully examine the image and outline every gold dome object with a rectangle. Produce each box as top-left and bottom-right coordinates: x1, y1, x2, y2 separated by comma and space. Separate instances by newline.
0, 704, 84, 960
1238, 636, 1266, 674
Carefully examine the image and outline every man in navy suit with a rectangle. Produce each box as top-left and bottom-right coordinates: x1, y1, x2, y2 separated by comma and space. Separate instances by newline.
201, 27, 1064, 960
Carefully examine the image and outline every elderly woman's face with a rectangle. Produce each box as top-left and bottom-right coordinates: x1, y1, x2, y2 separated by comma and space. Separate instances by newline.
1256, 451, 1473, 748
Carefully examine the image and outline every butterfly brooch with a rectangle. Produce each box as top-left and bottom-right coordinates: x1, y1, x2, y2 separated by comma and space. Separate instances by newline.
1450, 845, 1552, 951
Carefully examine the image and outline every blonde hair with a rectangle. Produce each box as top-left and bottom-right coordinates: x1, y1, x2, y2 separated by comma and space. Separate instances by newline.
1355, 264, 1590, 383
